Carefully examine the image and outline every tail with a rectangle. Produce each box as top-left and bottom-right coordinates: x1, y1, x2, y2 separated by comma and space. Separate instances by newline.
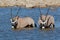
34, 23, 37, 27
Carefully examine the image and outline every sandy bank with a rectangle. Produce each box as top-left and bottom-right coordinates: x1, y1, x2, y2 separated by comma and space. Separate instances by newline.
0, 0, 60, 8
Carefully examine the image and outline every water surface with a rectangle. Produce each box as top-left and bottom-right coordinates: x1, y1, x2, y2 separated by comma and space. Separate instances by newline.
0, 7, 60, 40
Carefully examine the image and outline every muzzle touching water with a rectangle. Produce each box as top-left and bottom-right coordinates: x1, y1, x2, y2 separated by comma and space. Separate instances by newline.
11, 22, 18, 29
10, 19, 18, 29
40, 20, 47, 29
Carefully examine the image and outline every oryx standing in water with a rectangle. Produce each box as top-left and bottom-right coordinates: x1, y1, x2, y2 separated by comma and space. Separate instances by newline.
10, 7, 36, 29
38, 7, 55, 29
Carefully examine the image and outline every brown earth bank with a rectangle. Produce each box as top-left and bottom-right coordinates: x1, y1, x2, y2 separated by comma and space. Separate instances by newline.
0, 0, 60, 8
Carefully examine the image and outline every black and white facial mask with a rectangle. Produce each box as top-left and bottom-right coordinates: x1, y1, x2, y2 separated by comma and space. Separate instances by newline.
41, 20, 47, 29
10, 18, 18, 29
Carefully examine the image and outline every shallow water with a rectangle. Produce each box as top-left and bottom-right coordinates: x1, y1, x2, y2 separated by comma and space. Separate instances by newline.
0, 7, 60, 40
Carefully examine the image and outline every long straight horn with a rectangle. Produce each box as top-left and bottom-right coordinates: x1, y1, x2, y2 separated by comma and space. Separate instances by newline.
46, 7, 50, 15
45, 6, 50, 20
16, 7, 21, 17
39, 8, 42, 20
10, 7, 12, 18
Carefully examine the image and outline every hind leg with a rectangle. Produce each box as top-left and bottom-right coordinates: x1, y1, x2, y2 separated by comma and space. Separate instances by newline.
24, 25, 30, 28
29, 24, 34, 28
32, 23, 35, 28
50, 23, 55, 28
32, 23, 37, 28
24, 24, 34, 28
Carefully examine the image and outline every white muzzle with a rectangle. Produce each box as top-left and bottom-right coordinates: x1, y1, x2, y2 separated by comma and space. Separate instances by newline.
12, 26, 14, 29
42, 26, 45, 29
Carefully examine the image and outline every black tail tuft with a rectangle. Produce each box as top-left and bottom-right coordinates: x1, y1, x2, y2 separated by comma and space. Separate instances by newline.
53, 24, 55, 28
35, 23, 37, 27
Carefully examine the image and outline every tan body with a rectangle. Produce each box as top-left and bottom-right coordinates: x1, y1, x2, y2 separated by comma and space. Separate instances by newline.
38, 15, 54, 27
11, 16, 35, 29
17, 17, 35, 28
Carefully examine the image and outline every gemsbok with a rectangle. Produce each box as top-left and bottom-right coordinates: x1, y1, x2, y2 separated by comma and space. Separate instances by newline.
38, 7, 55, 29
10, 7, 36, 29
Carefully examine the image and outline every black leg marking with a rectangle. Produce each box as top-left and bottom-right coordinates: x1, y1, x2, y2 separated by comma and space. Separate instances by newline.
30, 24, 33, 28
45, 26, 50, 28
24, 24, 34, 28
49, 23, 55, 28
39, 24, 42, 29
24, 25, 30, 28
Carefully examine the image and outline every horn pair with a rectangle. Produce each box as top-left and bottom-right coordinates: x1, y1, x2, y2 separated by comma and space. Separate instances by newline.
16, 7, 21, 17
39, 5, 51, 25
10, 7, 21, 18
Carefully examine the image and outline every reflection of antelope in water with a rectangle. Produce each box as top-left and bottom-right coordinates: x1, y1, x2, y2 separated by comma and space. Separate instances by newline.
38, 7, 55, 29
10, 7, 36, 29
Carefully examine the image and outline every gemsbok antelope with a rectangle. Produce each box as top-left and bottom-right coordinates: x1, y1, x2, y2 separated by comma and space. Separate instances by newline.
10, 7, 36, 29
38, 7, 55, 29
